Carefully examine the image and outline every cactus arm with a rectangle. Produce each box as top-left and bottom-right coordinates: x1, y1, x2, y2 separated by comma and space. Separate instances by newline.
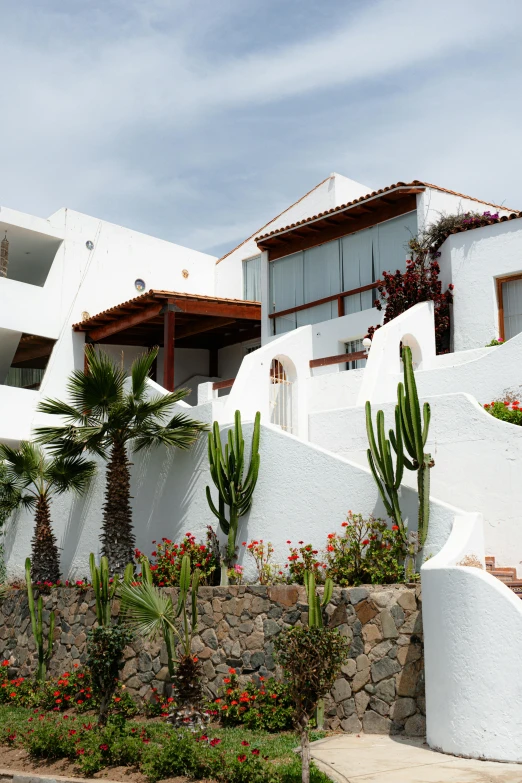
191, 569, 200, 630
322, 577, 333, 607
393, 408, 404, 489
367, 450, 394, 519
417, 460, 431, 547
403, 347, 424, 464
205, 486, 230, 531
141, 556, 153, 586
244, 413, 261, 486
25, 558, 38, 642
123, 562, 134, 585
46, 610, 55, 664
422, 402, 431, 447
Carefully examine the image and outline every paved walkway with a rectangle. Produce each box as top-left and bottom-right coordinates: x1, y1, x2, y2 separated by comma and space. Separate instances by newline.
310, 735, 522, 782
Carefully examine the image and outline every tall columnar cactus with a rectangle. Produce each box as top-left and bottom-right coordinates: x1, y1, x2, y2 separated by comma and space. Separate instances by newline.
206, 410, 261, 582
25, 557, 55, 683
366, 402, 406, 540
392, 345, 434, 547
90, 553, 133, 627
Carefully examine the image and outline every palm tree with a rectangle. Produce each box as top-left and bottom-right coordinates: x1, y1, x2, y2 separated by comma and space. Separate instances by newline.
35, 347, 207, 574
0, 442, 95, 583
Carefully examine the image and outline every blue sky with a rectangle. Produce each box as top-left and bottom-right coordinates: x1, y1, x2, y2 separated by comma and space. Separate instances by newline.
1, 0, 522, 257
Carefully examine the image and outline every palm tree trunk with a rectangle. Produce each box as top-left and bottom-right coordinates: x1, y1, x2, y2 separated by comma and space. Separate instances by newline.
31, 495, 61, 584
101, 441, 135, 574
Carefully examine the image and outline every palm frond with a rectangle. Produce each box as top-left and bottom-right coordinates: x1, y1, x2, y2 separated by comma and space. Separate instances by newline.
36, 398, 89, 424
35, 425, 110, 459
129, 389, 192, 425
130, 348, 159, 400
0, 442, 42, 486
120, 582, 175, 641
132, 413, 208, 453
67, 347, 126, 416
45, 455, 97, 496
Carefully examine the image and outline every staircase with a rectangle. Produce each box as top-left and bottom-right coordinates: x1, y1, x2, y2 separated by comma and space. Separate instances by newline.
485, 557, 522, 597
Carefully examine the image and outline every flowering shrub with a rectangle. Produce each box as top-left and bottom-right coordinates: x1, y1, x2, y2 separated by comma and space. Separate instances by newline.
228, 564, 244, 584
484, 399, 522, 426
285, 541, 326, 585
213, 669, 294, 732
243, 540, 284, 585
325, 512, 406, 586
135, 528, 219, 586
486, 338, 504, 347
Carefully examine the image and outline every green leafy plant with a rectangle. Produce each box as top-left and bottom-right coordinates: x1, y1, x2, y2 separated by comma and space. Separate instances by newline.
86, 624, 133, 726
121, 554, 202, 706
90, 553, 133, 627
325, 513, 406, 586
0, 443, 95, 582
214, 669, 294, 732
365, 402, 405, 538
243, 540, 282, 585
486, 338, 505, 347
206, 410, 261, 583
484, 399, 522, 426
275, 626, 349, 783
303, 569, 333, 731
35, 347, 207, 574
392, 345, 434, 548
25, 557, 55, 683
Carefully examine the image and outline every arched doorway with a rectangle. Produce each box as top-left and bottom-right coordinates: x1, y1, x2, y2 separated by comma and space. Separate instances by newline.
269, 357, 296, 434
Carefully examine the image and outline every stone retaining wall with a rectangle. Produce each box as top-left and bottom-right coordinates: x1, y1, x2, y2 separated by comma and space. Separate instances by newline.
0, 583, 424, 735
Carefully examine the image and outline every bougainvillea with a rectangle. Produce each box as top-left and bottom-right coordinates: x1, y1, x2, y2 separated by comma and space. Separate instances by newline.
367, 211, 501, 354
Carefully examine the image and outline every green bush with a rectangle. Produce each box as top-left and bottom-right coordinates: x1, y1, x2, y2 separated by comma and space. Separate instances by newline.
213, 669, 294, 731
86, 624, 133, 725
484, 399, 522, 426
325, 512, 406, 586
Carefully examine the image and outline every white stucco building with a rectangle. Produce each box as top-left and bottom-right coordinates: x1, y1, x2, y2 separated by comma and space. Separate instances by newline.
3, 172, 522, 760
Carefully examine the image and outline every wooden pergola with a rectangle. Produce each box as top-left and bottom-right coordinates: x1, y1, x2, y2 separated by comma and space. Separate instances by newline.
73, 290, 261, 391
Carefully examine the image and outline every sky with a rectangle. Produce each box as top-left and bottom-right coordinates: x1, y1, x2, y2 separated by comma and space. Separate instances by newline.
1, 0, 522, 258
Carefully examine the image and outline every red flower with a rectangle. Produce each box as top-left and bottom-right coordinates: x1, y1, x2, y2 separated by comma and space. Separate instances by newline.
229, 668, 236, 674
210, 738, 221, 747
252, 748, 260, 756
362, 539, 370, 546
223, 677, 231, 684
99, 744, 109, 751
237, 754, 247, 762
68, 729, 77, 736
391, 525, 399, 531
327, 545, 334, 552
1, 660, 9, 667
77, 748, 85, 755
241, 740, 250, 746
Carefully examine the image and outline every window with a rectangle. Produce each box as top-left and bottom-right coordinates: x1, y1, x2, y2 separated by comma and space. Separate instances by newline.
497, 273, 522, 340
345, 339, 367, 371
243, 255, 261, 301
269, 211, 417, 335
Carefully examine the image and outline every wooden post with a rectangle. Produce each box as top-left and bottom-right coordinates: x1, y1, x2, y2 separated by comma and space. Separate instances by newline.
337, 295, 344, 318
163, 310, 175, 391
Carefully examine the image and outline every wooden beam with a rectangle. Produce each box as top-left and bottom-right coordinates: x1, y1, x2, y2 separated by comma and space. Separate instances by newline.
175, 317, 236, 341
163, 310, 175, 391
87, 303, 163, 342
261, 196, 417, 260
168, 299, 260, 320
12, 340, 54, 366
268, 282, 378, 320
212, 377, 235, 391
310, 350, 367, 369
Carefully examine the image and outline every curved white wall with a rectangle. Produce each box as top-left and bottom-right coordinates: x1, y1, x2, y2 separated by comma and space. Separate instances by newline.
422, 512, 522, 762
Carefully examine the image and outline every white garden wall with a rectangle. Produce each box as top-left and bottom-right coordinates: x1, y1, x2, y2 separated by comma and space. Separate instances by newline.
3, 413, 458, 582
422, 512, 522, 762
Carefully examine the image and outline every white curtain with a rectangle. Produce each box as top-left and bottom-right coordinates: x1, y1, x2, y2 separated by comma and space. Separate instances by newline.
502, 278, 522, 339
297, 241, 341, 326
243, 255, 261, 301
341, 228, 374, 314
270, 252, 304, 334
374, 211, 417, 277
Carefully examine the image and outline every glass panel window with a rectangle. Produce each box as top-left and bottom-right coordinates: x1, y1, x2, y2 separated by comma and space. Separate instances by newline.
373, 212, 417, 277
243, 255, 261, 301
345, 339, 367, 371
501, 275, 522, 340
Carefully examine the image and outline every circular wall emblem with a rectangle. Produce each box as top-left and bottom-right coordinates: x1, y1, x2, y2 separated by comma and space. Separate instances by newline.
86, 240, 94, 250
135, 278, 146, 292
182, 269, 189, 279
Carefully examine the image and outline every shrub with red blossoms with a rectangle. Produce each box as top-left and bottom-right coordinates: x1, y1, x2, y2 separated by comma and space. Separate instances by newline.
483, 398, 522, 427
135, 527, 219, 587
214, 669, 294, 731
285, 541, 326, 585
325, 512, 406, 586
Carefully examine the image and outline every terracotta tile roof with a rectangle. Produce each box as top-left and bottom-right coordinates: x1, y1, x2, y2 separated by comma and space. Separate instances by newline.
434, 211, 522, 248
255, 180, 518, 242
72, 289, 260, 330
216, 175, 332, 265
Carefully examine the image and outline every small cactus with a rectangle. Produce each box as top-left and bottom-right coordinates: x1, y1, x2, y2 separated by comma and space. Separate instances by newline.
89, 553, 133, 627
25, 557, 55, 683
304, 570, 333, 629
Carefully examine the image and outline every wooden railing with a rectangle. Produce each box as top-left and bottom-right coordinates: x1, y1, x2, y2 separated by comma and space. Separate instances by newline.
212, 377, 235, 391
309, 350, 367, 369
268, 281, 378, 321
